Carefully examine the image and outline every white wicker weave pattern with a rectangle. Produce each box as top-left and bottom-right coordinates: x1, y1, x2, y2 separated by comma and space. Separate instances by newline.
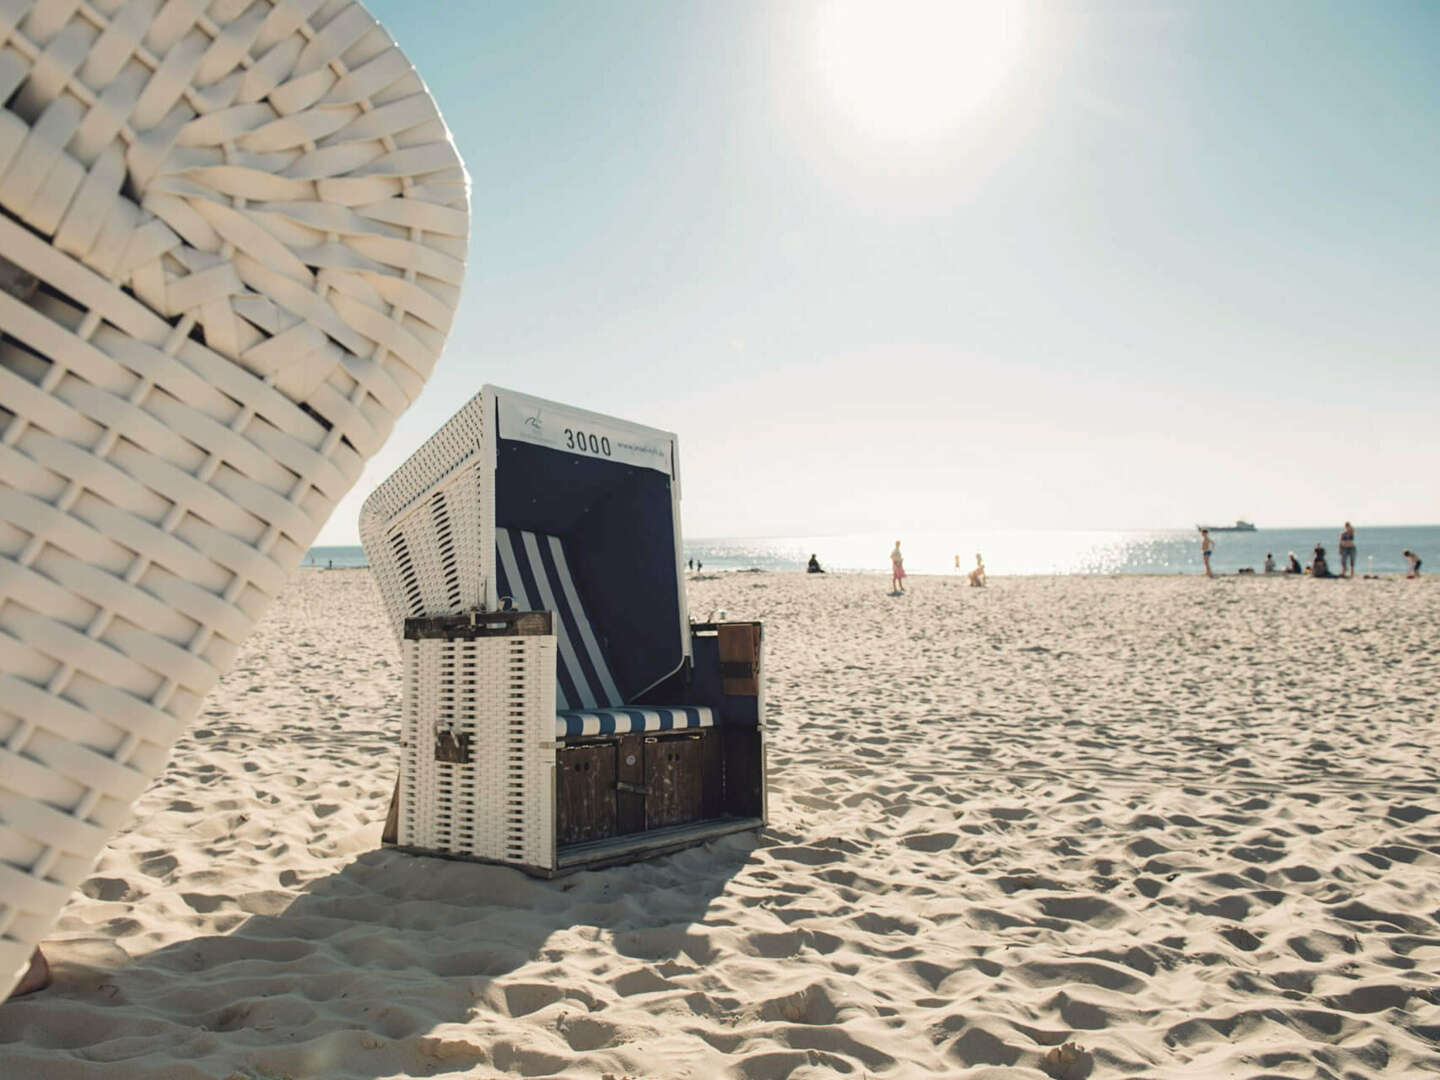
360, 388, 488, 639
400, 634, 555, 869
0, 0, 468, 996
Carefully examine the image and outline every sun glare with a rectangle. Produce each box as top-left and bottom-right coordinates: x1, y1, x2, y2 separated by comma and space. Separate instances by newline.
809, 0, 1025, 143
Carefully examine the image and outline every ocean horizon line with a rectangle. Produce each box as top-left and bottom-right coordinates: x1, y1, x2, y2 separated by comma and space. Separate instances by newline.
308, 523, 1436, 578
686, 522, 1440, 542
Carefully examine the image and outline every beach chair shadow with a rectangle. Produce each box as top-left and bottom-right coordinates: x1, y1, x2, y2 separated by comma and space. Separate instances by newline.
8, 837, 756, 1077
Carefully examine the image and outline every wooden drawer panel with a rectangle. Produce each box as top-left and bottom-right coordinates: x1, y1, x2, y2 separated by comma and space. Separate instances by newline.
557, 744, 617, 845
645, 734, 705, 829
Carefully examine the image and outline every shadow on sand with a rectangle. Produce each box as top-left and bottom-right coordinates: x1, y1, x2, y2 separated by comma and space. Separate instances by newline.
0, 834, 759, 1078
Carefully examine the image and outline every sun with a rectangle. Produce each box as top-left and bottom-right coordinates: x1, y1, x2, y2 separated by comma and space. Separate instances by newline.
807, 0, 1025, 144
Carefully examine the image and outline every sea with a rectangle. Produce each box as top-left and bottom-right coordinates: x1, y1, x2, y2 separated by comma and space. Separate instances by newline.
306, 525, 1438, 577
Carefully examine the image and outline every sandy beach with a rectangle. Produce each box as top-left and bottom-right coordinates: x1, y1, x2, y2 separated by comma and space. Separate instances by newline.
1, 569, 1436, 1078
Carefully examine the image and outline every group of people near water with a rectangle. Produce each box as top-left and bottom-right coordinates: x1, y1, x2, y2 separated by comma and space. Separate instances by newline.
776, 528, 1421, 583
1200, 522, 1423, 579
883, 542, 985, 594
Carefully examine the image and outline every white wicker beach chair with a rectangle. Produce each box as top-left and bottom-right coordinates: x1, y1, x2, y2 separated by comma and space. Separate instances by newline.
361, 386, 766, 875
0, 0, 468, 997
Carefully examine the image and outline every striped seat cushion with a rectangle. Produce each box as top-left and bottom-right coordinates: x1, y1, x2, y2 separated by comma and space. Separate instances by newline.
497, 528, 712, 739
556, 706, 715, 738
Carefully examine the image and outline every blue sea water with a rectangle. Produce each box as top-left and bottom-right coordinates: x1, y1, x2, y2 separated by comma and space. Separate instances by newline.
683, 527, 1437, 576
304, 545, 372, 569
307, 526, 1438, 577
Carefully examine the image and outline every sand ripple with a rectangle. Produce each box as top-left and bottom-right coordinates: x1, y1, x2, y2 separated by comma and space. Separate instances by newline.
1, 571, 1437, 1078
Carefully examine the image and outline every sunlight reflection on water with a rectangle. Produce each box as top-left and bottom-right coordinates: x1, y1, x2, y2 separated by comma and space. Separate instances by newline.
684, 527, 1438, 577
684, 530, 1180, 576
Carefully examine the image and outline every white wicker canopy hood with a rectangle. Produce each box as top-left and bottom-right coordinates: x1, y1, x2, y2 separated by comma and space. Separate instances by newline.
0, 0, 468, 997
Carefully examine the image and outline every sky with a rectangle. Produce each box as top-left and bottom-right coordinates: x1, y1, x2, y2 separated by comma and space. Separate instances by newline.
318, 0, 1440, 545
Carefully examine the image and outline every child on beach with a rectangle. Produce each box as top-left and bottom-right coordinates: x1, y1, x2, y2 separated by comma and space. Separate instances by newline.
1199, 528, 1214, 578
1404, 550, 1422, 578
969, 553, 986, 587
891, 541, 906, 594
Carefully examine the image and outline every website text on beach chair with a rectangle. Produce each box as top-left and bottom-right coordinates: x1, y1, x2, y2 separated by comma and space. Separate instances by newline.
360, 386, 766, 874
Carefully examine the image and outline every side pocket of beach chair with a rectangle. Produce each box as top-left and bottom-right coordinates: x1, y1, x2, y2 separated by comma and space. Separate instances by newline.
692, 621, 768, 825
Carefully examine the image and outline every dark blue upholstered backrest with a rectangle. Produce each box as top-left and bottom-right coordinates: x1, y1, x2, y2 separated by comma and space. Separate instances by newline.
495, 528, 622, 711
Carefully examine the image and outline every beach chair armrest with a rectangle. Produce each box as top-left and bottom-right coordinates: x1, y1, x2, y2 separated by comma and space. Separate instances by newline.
404, 610, 553, 639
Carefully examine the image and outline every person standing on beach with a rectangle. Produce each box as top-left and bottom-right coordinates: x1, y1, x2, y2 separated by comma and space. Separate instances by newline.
1403, 549, 1422, 578
890, 541, 906, 594
1199, 528, 1214, 578
1339, 521, 1357, 578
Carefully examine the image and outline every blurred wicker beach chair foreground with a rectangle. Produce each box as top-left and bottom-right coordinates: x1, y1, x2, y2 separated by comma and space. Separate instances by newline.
0, 0, 468, 998
361, 386, 767, 875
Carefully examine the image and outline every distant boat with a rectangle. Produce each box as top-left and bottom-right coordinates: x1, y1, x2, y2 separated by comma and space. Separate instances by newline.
1197, 520, 1257, 532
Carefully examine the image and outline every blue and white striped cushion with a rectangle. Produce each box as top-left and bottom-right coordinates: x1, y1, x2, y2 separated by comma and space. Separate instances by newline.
555, 706, 715, 738
497, 528, 713, 739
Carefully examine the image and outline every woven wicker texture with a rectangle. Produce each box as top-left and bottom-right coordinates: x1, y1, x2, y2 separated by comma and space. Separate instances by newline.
401, 635, 555, 869
360, 388, 488, 638
0, 0, 468, 996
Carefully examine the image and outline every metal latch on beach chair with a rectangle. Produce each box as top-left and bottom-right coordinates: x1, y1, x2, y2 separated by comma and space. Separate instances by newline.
434, 728, 472, 764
